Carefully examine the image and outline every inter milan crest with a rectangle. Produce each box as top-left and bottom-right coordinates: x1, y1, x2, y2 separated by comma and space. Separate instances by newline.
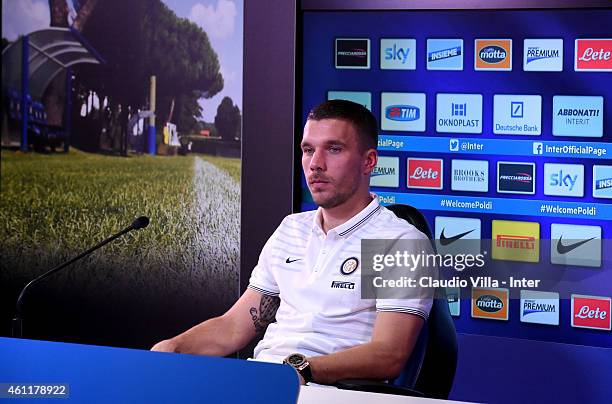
340, 257, 359, 275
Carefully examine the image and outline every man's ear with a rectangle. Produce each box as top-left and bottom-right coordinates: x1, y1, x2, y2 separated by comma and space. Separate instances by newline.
363, 149, 378, 175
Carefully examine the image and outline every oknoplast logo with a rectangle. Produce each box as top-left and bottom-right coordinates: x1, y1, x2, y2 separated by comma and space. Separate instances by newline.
380, 39, 416, 70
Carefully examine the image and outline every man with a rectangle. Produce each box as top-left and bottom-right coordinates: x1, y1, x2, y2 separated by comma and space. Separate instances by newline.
152, 100, 433, 385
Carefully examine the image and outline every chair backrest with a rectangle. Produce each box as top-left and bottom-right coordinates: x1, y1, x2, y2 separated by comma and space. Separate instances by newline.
385, 204, 458, 399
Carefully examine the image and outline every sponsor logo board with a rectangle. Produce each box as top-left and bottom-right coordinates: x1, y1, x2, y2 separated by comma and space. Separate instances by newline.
335, 38, 370, 69
381, 93, 426, 132
475, 39, 512, 71
436, 93, 483, 134
551, 224, 601, 268
492, 220, 540, 263
472, 288, 509, 320
380, 38, 416, 70
427, 39, 464, 70
552, 95, 604, 138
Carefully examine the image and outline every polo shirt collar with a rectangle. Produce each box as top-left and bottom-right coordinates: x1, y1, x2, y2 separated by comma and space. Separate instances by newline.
312, 194, 382, 237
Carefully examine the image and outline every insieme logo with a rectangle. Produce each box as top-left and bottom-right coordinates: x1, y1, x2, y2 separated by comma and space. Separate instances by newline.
407, 158, 443, 190
571, 294, 611, 330
575, 38, 612, 72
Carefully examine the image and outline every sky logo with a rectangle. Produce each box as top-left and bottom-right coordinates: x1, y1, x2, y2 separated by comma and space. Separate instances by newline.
523, 39, 563, 71
520, 290, 559, 325
544, 163, 584, 197
381, 93, 426, 132
327, 91, 372, 111
551, 224, 601, 268
593, 165, 612, 199
552, 95, 603, 138
380, 39, 416, 70
427, 39, 463, 70
370, 156, 399, 188
436, 93, 482, 134
494, 95, 541, 135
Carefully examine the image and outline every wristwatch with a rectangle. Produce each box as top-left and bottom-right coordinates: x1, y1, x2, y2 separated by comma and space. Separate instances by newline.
283, 353, 313, 383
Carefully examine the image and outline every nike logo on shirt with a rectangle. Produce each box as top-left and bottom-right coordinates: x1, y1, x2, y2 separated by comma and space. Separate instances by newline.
286, 258, 302, 264
440, 228, 475, 246
556, 236, 596, 255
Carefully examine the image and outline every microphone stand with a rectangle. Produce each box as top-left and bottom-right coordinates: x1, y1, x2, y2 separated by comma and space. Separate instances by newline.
12, 216, 149, 338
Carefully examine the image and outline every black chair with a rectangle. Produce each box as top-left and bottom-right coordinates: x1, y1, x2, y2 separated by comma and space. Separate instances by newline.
334, 204, 458, 399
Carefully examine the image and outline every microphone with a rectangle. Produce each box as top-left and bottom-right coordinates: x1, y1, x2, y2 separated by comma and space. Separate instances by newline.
11, 216, 150, 338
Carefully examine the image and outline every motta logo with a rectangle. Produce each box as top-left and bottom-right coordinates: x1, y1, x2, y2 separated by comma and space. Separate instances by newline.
575, 39, 612, 71
407, 158, 443, 189
471, 288, 509, 320
475, 39, 512, 71
571, 295, 611, 330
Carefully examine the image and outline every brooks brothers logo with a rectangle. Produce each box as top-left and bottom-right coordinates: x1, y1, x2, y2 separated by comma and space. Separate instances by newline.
286, 257, 301, 264
340, 257, 359, 275
575, 39, 612, 72
471, 288, 509, 321
335, 38, 370, 69
497, 162, 535, 194
492, 220, 539, 263
331, 281, 355, 290
571, 295, 611, 331
475, 39, 512, 71
451, 159, 488, 192
551, 223, 601, 268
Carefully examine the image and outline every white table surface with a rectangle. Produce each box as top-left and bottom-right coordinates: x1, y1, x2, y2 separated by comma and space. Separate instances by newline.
297, 385, 473, 404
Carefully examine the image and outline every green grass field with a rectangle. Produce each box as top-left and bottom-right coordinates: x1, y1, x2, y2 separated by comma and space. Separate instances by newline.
0, 149, 241, 306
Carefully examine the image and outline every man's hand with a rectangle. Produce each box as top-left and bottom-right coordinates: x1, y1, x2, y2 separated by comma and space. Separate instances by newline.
151, 338, 178, 352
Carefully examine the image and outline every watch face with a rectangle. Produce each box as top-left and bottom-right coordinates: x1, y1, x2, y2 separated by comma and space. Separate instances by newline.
287, 354, 305, 366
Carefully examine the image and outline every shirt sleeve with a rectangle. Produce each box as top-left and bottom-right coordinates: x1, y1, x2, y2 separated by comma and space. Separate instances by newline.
247, 222, 282, 297
375, 230, 435, 321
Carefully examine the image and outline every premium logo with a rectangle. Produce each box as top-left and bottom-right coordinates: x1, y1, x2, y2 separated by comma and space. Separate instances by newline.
380, 39, 416, 70
544, 163, 584, 197
436, 93, 483, 134
593, 165, 612, 199
523, 39, 563, 72
471, 288, 509, 320
571, 295, 611, 330
551, 224, 601, 268
327, 91, 372, 111
492, 220, 540, 263
552, 95, 604, 138
335, 38, 370, 69
381, 93, 426, 132
520, 290, 559, 325
435, 216, 481, 257
475, 39, 512, 71
407, 158, 443, 190
451, 159, 488, 192
497, 162, 535, 194
370, 157, 399, 188
427, 39, 464, 70
575, 39, 612, 72
493, 95, 541, 135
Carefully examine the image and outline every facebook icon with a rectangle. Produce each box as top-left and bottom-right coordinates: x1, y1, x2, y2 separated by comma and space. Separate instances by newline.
533, 142, 543, 155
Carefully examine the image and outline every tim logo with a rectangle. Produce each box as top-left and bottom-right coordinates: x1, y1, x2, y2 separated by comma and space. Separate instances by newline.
407, 158, 443, 189
575, 39, 612, 71
335, 38, 370, 69
475, 39, 512, 71
386, 105, 420, 121
571, 295, 611, 330
331, 281, 355, 290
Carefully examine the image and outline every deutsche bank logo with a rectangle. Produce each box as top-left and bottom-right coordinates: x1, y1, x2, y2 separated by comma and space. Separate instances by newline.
380, 39, 416, 70
593, 165, 612, 199
327, 91, 372, 111
381, 93, 426, 132
523, 39, 563, 71
552, 95, 603, 138
370, 156, 399, 188
427, 39, 463, 70
494, 95, 541, 135
520, 290, 559, 325
544, 163, 584, 197
436, 94, 482, 134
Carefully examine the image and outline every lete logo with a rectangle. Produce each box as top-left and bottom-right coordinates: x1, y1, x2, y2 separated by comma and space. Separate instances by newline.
575, 39, 612, 71
571, 295, 611, 330
407, 158, 443, 189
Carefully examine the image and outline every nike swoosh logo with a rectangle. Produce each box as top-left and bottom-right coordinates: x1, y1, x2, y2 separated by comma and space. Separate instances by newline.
440, 228, 475, 246
286, 258, 302, 264
556, 236, 596, 255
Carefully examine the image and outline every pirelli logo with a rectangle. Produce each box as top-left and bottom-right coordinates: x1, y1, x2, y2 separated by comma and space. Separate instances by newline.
331, 281, 355, 289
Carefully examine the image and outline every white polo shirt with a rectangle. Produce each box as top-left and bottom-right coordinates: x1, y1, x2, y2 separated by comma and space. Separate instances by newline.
248, 195, 433, 363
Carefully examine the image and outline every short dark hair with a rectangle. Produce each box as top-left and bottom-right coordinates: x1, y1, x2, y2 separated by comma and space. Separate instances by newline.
307, 99, 378, 151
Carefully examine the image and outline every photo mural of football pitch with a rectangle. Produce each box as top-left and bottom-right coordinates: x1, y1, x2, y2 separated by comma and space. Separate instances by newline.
0, 150, 240, 348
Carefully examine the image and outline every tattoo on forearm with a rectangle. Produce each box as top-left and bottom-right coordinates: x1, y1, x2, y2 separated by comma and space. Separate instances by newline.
250, 295, 280, 333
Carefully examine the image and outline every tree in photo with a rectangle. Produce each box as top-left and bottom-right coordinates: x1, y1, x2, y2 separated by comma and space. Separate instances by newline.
214, 97, 241, 142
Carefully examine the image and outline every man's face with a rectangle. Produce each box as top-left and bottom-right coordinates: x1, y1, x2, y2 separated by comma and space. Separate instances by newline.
301, 118, 375, 209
